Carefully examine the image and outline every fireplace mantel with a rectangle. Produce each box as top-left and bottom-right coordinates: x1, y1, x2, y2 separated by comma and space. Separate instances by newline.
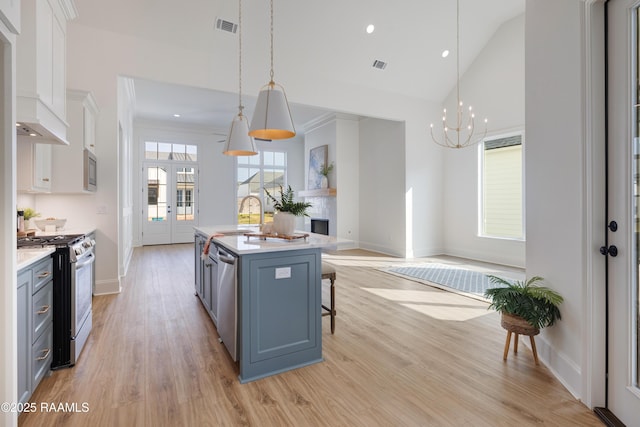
299, 188, 336, 197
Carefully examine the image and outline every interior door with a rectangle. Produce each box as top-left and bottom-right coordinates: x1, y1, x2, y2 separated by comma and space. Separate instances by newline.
142, 163, 198, 245
605, 1, 640, 424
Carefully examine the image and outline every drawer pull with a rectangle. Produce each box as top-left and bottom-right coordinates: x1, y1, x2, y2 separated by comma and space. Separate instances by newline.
42, 178, 50, 182
35, 348, 51, 361
37, 305, 50, 315
37, 271, 51, 279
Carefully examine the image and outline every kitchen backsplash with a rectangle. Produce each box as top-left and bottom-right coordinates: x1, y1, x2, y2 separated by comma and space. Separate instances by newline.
17, 193, 98, 231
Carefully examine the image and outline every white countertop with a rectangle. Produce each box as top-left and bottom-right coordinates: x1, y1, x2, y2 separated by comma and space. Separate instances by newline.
17, 247, 55, 271
195, 225, 338, 255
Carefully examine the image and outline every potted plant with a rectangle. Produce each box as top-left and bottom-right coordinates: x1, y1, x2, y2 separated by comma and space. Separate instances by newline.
484, 275, 563, 363
264, 185, 312, 235
20, 207, 40, 230
319, 161, 334, 189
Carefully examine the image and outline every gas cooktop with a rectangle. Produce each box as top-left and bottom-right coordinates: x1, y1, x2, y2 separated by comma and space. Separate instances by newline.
17, 234, 84, 248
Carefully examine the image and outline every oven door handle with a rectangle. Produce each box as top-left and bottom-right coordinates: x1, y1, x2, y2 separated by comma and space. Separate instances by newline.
75, 252, 96, 269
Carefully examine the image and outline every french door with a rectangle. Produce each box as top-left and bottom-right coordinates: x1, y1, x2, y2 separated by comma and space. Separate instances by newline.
604, 1, 640, 424
142, 162, 198, 245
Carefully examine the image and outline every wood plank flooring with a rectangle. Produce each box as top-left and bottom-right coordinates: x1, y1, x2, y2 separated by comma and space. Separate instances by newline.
19, 245, 603, 426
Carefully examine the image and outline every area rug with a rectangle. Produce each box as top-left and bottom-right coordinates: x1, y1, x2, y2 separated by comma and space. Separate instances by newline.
383, 263, 508, 301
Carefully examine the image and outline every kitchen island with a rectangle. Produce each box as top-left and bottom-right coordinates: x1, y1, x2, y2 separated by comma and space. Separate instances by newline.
194, 226, 336, 383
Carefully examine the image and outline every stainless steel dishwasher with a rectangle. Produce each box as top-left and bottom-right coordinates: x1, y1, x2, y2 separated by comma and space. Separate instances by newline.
217, 246, 238, 361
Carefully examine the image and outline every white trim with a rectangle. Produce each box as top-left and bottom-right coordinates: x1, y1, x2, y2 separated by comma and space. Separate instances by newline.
582, 0, 608, 409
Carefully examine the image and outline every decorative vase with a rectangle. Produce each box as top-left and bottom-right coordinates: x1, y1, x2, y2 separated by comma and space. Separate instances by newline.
320, 175, 329, 189
24, 219, 32, 230
273, 211, 296, 236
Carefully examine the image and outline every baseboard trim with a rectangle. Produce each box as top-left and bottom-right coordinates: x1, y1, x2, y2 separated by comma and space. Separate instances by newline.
94, 279, 121, 295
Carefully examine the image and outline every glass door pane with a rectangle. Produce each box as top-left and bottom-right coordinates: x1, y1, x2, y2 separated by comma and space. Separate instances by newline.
147, 166, 168, 222
175, 167, 195, 222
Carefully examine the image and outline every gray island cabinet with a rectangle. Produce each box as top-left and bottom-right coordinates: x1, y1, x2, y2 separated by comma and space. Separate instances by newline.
194, 226, 336, 383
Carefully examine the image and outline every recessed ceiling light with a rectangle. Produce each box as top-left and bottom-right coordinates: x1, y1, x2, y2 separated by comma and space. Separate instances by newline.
441, 50, 450, 58
29, 133, 37, 137
173, 114, 181, 118
15, 122, 20, 127
366, 24, 375, 34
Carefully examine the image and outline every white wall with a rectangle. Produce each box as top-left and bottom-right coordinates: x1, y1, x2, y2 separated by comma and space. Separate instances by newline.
525, 0, 606, 405
359, 118, 406, 256
336, 116, 359, 245
442, 13, 526, 268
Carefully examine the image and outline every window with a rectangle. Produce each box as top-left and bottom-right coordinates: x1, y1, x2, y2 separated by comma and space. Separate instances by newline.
145, 141, 198, 161
480, 133, 524, 239
236, 151, 287, 225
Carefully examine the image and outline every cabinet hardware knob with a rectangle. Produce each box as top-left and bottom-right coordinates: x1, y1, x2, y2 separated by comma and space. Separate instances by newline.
35, 348, 51, 361
37, 305, 50, 315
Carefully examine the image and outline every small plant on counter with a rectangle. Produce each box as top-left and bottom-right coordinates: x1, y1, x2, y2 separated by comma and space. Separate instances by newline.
264, 185, 312, 217
20, 208, 40, 221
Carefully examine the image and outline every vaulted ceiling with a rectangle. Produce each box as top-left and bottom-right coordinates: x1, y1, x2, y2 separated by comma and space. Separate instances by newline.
73, 0, 525, 133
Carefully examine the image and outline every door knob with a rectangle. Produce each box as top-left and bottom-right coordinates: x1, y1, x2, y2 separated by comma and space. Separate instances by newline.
607, 221, 618, 232
600, 245, 618, 257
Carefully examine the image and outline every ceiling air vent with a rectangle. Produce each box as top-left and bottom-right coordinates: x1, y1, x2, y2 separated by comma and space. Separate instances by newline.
372, 60, 387, 70
216, 18, 238, 34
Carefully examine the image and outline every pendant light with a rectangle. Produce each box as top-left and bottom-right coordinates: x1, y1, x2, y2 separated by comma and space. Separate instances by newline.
248, 0, 296, 140
223, 0, 257, 156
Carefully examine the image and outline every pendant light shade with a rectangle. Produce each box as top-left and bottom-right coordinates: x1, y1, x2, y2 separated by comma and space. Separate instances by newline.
224, 111, 257, 156
248, 0, 295, 140
249, 81, 295, 140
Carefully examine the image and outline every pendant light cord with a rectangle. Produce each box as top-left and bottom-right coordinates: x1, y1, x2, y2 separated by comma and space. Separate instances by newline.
456, 0, 460, 146
269, 0, 275, 83
238, 0, 244, 115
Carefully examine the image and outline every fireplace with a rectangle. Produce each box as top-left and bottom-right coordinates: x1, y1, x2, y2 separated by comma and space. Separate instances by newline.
311, 218, 329, 236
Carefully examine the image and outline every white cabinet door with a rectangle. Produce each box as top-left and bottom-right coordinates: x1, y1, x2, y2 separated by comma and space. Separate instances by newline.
83, 97, 97, 153
17, 141, 51, 193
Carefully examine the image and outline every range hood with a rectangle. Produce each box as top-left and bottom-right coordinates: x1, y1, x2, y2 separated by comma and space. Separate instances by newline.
16, 95, 70, 145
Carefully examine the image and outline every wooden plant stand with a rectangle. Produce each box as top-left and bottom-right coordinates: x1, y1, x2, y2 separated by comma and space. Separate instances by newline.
501, 313, 540, 365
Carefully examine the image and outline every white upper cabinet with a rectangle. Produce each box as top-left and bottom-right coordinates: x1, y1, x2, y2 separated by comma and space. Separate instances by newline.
50, 90, 98, 193
17, 141, 52, 193
16, 0, 77, 145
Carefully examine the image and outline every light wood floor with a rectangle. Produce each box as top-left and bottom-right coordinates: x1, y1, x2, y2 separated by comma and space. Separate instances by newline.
19, 245, 603, 427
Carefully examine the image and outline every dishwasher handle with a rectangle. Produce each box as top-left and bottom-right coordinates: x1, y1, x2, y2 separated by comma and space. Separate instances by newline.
217, 248, 236, 265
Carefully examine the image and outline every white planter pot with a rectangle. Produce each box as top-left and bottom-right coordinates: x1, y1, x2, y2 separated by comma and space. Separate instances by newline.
273, 211, 296, 236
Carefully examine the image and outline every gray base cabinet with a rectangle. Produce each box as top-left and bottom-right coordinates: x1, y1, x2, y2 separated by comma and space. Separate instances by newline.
17, 256, 54, 406
194, 234, 219, 326
238, 248, 322, 383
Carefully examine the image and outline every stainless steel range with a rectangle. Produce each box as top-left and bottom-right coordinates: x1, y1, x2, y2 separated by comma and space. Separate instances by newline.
17, 233, 96, 368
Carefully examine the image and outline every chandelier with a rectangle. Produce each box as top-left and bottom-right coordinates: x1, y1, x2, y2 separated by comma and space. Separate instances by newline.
430, 0, 487, 149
